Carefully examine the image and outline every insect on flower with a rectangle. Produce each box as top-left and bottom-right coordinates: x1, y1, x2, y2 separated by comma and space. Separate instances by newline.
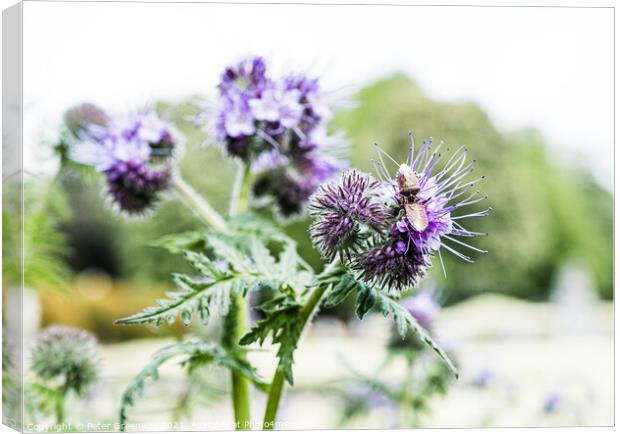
395, 163, 429, 233
311, 131, 490, 291
372, 132, 491, 276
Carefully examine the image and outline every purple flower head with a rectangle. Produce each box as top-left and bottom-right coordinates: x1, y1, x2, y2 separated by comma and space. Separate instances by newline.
209, 56, 349, 215
69, 109, 180, 214
209, 57, 348, 206
283, 74, 332, 129
309, 170, 388, 260
251, 125, 348, 216
401, 291, 440, 330
374, 134, 490, 273
353, 239, 432, 290
248, 85, 304, 128
309, 133, 488, 292
105, 160, 170, 214
217, 93, 256, 143
219, 56, 268, 97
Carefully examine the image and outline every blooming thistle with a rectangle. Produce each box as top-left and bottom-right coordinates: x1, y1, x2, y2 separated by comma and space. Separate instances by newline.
309, 170, 388, 260
68, 107, 181, 215
207, 56, 347, 216
31, 325, 99, 396
310, 132, 490, 291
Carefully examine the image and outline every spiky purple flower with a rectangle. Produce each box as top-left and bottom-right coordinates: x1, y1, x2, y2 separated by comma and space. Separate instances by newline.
309, 170, 388, 260
68, 107, 180, 214
105, 161, 170, 213
219, 56, 268, 97
373, 134, 490, 272
309, 133, 489, 291
206, 56, 347, 215
354, 240, 432, 290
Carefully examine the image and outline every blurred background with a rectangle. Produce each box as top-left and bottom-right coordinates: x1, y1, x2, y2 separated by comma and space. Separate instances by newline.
4, 1, 613, 430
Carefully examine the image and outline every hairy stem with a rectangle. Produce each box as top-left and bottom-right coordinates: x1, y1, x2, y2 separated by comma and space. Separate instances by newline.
223, 294, 252, 430
262, 260, 339, 429
230, 163, 254, 216
171, 176, 228, 233
55, 388, 67, 425
172, 171, 252, 429
224, 163, 254, 430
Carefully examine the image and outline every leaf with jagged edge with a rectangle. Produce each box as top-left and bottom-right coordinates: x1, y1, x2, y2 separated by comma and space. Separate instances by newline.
318, 268, 458, 378
119, 342, 267, 430
239, 294, 303, 385
376, 293, 458, 378
117, 233, 310, 327
322, 272, 358, 309
115, 272, 242, 326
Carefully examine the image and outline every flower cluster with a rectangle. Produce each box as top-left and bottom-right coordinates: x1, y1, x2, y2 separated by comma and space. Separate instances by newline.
66, 104, 181, 214
211, 56, 346, 215
310, 134, 490, 291
309, 170, 388, 260
31, 325, 100, 395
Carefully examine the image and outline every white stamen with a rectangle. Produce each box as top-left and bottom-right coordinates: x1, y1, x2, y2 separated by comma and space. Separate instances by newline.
443, 235, 488, 253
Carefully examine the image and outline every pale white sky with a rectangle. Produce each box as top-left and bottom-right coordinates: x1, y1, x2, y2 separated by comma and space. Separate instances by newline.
22, 2, 614, 189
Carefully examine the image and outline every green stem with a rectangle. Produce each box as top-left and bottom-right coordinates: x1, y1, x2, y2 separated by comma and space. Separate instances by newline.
262, 371, 285, 430
171, 176, 228, 233
225, 164, 254, 430
55, 390, 66, 425
172, 171, 252, 429
230, 163, 254, 217
262, 261, 339, 430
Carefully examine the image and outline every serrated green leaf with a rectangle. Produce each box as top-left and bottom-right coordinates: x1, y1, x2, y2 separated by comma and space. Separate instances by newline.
206, 235, 254, 273
355, 283, 378, 319
119, 342, 267, 430
318, 268, 458, 378
115, 275, 236, 326
183, 251, 228, 280
240, 299, 303, 385
322, 273, 357, 309
376, 294, 458, 378
249, 236, 277, 276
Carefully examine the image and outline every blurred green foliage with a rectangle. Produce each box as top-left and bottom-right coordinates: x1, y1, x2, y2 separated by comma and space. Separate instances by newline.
56, 74, 612, 305
3, 177, 72, 291
332, 75, 612, 302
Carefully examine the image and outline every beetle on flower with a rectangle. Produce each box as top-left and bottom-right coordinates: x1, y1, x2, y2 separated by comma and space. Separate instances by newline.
310, 132, 490, 290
